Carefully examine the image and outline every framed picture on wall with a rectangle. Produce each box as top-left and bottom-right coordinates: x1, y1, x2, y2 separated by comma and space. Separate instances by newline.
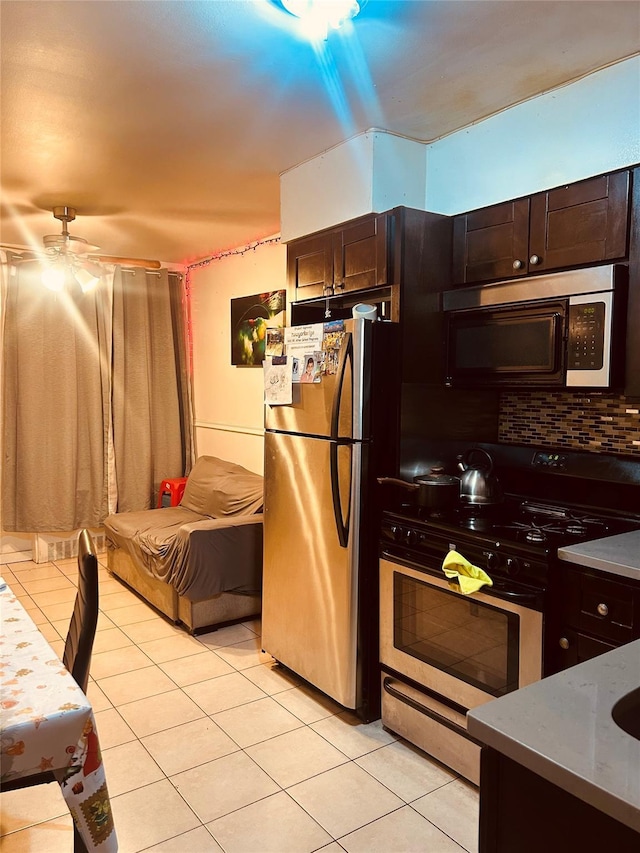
230, 289, 286, 365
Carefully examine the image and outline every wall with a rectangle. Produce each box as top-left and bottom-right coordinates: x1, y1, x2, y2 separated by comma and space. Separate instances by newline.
189, 239, 287, 475
280, 131, 427, 241
425, 56, 640, 213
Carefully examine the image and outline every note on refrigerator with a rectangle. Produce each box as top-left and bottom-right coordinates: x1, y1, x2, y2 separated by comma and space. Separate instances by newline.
264, 356, 293, 405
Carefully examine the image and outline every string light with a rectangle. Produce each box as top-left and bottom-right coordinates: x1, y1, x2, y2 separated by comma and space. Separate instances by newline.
184, 235, 282, 376
185, 236, 281, 273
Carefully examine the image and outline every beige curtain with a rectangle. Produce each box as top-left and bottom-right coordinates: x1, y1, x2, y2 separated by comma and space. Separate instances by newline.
2, 262, 110, 531
2, 262, 193, 530
111, 268, 191, 512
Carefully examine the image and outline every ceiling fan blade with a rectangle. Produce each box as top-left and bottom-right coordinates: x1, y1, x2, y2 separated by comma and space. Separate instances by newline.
89, 255, 161, 269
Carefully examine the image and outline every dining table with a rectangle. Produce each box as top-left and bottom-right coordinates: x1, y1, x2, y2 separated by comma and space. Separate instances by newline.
0, 576, 118, 851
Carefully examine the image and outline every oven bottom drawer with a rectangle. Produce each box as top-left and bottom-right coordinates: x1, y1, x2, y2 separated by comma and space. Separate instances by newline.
381, 675, 482, 786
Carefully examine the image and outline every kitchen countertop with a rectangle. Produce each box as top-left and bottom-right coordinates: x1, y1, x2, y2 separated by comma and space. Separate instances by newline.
558, 529, 640, 582
467, 639, 640, 833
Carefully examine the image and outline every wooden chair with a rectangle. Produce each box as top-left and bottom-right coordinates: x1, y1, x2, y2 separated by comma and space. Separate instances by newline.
2, 529, 99, 852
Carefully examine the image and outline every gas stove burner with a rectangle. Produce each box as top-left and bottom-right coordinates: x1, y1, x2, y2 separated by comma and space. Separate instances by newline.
565, 522, 587, 536
460, 515, 494, 532
525, 528, 547, 543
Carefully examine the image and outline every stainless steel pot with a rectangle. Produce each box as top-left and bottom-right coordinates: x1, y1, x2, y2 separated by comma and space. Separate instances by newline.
378, 467, 460, 512
457, 448, 503, 505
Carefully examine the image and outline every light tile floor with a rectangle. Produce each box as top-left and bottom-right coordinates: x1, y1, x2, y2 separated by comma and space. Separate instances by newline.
1, 554, 479, 853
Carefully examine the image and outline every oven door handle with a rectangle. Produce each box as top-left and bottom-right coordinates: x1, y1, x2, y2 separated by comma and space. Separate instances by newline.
449, 579, 542, 607
481, 587, 540, 604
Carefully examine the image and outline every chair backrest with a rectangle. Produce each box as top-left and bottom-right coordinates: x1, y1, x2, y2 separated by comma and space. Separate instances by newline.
63, 529, 99, 693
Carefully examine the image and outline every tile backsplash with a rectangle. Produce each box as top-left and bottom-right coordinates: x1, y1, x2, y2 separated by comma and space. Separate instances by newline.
499, 392, 640, 457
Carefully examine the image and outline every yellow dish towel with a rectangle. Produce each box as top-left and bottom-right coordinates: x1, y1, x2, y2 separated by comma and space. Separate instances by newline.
442, 550, 493, 595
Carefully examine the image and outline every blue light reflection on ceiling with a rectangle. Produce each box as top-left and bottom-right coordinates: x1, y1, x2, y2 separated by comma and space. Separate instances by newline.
263, 0, 384, 142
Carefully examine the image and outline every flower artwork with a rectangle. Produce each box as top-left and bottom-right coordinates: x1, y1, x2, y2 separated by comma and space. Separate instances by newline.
231, 290, 286, 365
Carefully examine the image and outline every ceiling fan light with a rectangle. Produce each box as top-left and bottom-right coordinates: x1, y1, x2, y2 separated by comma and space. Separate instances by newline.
41, 264, 66, 292
73, 266, 100, 293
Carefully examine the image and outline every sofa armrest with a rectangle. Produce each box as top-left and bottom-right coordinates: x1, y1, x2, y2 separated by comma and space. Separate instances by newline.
170, 514, 264, 600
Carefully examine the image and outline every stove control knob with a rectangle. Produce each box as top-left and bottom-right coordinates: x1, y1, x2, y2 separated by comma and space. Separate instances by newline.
404, 529, 418, 546
390, 525, 402, 541
505, 558, 520, 576
486, 552, 499, 571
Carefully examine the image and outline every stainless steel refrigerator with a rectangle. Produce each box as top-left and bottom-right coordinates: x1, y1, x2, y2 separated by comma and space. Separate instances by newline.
262, 317, 399, 722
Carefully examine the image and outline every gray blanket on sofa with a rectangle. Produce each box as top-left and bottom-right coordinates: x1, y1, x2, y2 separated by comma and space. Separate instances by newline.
104, 456, 264, 601
104, 507, 263, 600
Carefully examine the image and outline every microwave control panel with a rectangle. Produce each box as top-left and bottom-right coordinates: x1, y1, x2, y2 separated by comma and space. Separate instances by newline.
568, 301, 605, 370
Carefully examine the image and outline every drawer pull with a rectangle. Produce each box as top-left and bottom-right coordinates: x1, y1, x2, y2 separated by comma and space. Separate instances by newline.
597, 602, 609, 617
559, 637, 570, 650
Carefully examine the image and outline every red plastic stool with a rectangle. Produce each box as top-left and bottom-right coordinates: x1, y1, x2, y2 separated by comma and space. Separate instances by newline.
157, 477, 188, 507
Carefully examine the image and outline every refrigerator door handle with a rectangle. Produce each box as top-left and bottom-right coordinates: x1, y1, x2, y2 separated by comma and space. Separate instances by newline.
330, 442, 351, 548
330, 331, 353, 441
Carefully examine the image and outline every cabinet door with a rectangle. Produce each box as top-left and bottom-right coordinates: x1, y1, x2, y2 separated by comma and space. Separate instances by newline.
552, 627, 617, 672
333, 213, 391, 293
287, 232, 334, 300
528, 171, 630, 272
452, 199, 530, 285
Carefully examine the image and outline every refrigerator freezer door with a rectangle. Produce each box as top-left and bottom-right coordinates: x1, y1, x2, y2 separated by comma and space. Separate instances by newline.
262, 430, 361, 708
264, 319, 367, 440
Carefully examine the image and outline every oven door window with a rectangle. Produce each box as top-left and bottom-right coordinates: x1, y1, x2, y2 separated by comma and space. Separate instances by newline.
393, 572, 519, 697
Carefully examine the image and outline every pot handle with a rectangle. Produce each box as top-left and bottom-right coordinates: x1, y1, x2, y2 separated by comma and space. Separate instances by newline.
377, 477, 419, 492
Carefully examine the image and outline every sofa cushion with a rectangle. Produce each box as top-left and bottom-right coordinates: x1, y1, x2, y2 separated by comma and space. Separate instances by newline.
180, 455, 263, 518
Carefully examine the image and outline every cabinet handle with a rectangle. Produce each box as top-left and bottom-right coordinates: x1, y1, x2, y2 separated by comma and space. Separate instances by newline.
334, 280, 345, 291
559, 637, 570, 650
597, 602, 609, 617
529, 254, 541, 265
512, 259, 523, 270
323, 285, 334, 297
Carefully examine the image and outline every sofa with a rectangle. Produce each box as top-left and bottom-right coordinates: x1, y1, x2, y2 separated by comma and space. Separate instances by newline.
104, 456, 264, 633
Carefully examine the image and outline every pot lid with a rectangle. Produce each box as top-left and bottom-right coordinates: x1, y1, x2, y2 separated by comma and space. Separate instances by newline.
415, 467, 460, 486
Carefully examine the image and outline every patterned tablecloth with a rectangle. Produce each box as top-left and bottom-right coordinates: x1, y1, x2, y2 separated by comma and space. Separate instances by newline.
0, 578, 117, 851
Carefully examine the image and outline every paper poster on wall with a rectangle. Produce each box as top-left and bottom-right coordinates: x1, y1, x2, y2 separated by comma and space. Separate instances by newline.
230, 290, 286, 365
264, 355, 293, 405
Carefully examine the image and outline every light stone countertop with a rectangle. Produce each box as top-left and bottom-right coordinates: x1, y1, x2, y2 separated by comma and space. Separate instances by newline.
558, 529, 640, 582
467, 639, 640, 832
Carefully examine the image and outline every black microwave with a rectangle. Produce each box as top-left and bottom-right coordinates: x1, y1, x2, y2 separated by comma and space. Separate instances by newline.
443, 265, 627, 389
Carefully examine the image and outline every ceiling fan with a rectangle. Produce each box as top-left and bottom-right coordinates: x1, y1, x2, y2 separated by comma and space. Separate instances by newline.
12, 205, 161, 292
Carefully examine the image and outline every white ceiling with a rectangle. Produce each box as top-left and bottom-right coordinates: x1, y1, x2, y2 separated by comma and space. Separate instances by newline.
1, 0, 638, 265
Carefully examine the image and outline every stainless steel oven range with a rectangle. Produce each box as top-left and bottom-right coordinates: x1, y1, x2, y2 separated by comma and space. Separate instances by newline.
379, 498, 636, 784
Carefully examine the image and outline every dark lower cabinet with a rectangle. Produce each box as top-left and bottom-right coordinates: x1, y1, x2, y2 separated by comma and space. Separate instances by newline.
479, 748, 640, 853
547, 564, 640, 676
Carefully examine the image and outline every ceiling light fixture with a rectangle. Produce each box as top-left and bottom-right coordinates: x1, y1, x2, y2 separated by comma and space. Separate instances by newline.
276, 0, 365, 39
38, 206, 103, 294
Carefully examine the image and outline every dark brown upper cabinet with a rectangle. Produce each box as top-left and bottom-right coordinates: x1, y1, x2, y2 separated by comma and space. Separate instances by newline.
286, 232, 334, 299
453, 170, 631, 286
287, 212, 391, 300
332, 213, 390, 294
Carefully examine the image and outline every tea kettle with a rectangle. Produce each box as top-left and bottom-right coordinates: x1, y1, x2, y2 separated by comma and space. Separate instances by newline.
457, 448, 503, 506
